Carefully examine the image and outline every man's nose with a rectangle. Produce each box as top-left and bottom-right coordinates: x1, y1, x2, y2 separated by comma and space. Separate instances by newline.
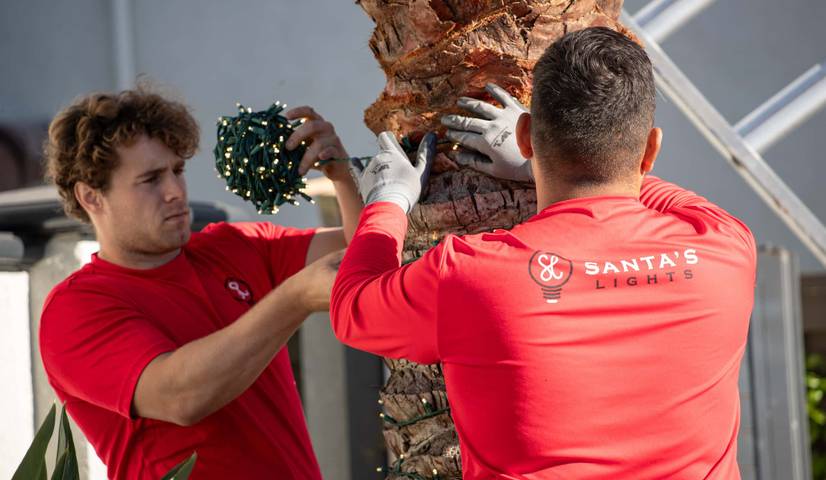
164, 173, 187, 203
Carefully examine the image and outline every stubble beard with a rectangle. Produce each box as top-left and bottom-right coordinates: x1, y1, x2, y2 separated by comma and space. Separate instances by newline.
122, 220, 191, 259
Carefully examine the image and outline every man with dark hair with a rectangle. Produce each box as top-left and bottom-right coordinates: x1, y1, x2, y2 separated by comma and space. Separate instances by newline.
332, 27, 756, 478
39, 88, 362, 479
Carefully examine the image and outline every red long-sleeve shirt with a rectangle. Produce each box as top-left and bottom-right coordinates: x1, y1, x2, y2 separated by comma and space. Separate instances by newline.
331, 176, 756, 479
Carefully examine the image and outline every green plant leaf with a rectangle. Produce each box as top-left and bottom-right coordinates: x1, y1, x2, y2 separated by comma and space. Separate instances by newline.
56, 406, 67, 461
56, 453, 78, 480
53, 405, 79, 480
51, 450, 67, 480
160, 452, 197, 480
12, 403, 56, 480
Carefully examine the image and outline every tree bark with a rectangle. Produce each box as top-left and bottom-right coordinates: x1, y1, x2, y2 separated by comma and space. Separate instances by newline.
357, 1, 630, 478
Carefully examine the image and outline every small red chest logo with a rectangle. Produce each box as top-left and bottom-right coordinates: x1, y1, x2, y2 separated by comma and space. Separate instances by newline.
225, 278, 254, 304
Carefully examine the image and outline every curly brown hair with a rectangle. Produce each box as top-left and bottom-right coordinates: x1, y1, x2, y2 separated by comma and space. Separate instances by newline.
45, 88, 199, 222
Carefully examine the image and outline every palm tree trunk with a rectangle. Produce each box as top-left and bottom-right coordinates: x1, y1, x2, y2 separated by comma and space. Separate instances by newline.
357, 1, 630, 477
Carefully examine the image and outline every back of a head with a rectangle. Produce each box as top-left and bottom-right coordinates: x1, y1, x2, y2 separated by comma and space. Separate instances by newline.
530, 27, 656, 186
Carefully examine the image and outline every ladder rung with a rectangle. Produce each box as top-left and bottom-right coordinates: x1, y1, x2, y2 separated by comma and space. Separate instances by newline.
735, 63, 826, 154
621, 10, 826, 267
635, 0, 717, 43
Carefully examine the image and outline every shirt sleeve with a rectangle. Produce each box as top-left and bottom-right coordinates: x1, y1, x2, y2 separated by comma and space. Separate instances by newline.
39, 286, 177, 419
639, 175, 756, 256
330, 202, 443, 364
640, 175, 719, 212
226, 222, 317, 285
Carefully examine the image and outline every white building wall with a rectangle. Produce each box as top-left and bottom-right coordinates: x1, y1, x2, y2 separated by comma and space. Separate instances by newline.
0, 271, 33, 479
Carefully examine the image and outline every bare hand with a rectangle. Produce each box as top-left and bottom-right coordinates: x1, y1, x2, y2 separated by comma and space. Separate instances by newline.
284, 106, 350, 182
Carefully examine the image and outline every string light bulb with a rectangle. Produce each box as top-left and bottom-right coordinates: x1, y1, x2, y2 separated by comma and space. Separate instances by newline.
215, 102, 438, 217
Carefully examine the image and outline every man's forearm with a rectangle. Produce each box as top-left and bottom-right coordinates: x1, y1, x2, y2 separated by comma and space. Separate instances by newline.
332, 176, 363, 243
134, 274, 311, 425
330, 202, 441, 363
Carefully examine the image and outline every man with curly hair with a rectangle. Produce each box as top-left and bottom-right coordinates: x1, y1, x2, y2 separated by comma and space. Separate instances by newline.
39, 88, 362, 479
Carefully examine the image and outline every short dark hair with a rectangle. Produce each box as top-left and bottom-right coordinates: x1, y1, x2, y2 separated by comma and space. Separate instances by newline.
45, 87, 199, 222
530, 27, 655, 185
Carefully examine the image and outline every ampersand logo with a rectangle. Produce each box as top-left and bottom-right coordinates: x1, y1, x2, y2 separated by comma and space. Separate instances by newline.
225, 277, 254, 304
528, 251, 573, 304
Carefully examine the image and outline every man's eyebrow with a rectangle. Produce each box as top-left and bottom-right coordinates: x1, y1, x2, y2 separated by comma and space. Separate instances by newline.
136, 167, 166, 180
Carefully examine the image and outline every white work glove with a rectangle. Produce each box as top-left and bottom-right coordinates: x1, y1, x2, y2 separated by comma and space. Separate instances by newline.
441, 83, 533, 182
350, 131, 435, 214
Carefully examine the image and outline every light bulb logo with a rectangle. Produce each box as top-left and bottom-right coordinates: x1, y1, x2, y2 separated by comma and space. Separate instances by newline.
528, 251, 573, 304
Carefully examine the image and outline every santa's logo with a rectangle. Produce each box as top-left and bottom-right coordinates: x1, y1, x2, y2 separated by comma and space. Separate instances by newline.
225, 278, 254, 304
528, 251, 573, 304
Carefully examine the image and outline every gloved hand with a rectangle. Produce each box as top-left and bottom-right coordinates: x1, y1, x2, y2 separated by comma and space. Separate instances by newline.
441, 83, 533, 182
350, 131, 435, 214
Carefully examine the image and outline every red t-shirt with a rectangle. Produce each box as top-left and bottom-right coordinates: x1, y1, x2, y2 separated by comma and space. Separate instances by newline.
331, 177, 756, 479
40, 222, 321, 480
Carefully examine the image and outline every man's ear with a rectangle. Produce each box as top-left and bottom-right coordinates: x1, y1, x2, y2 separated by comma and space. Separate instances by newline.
640, 127, 662, 175
516, 112, 533, 160
74, 181, 104, 217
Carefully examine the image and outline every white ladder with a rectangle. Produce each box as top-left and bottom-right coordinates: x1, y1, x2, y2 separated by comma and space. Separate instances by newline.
621, 0, 826, 267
